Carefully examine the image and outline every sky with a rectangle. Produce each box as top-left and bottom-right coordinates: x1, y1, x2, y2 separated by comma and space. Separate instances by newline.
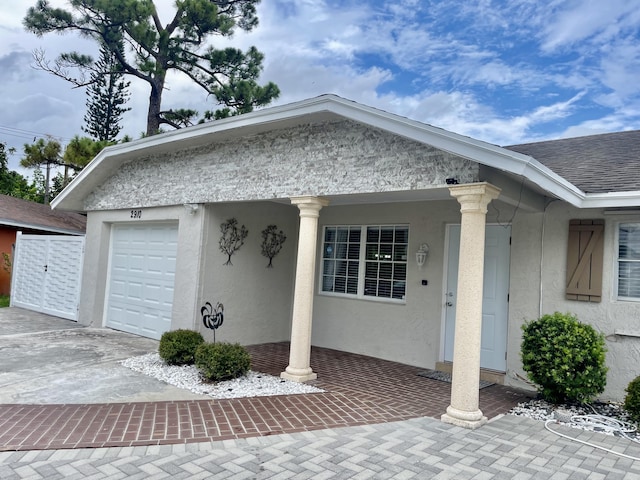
1, 0, 640, 173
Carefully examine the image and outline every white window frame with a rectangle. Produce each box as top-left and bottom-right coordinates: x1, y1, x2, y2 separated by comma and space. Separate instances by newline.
319, 224, 409, 303
615, 222, 640, 302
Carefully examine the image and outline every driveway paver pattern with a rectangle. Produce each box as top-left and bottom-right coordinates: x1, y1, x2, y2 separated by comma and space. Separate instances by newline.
0, 343, 531, 451
1, 415, 640, 479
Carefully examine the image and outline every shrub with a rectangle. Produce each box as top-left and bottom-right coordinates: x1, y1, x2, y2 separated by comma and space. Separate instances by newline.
195, 342, 251, 382
625, 376, 640, 424
521, 312, 607, 404
158, 329, 205, 366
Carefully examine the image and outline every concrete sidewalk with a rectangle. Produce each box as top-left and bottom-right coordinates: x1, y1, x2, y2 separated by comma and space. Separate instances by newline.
1, 415, 639, 479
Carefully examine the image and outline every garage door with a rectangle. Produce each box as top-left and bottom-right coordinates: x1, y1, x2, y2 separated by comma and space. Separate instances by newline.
105, 223, 178, 340
11, 233, 84, 321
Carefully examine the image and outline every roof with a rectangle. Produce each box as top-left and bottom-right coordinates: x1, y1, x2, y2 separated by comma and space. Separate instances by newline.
0, 195, 86, 235
506, 130, 640, 194
51, 94, 640, 211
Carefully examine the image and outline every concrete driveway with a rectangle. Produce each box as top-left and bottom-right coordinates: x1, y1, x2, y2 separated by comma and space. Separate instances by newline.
0, 307, 209, 404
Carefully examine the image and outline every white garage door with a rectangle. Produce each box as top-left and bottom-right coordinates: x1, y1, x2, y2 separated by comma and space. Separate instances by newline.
11, 233, 85, 321
105, 223, 178, 340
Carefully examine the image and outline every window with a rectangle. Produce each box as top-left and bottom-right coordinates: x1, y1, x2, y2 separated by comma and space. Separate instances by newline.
321, 225, 408, 301
618, 223, 640, 300
322, 226, 361, 295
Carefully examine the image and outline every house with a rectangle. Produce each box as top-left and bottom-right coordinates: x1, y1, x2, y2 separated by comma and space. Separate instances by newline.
0, 194, 86, 295
52, 95, 640, 428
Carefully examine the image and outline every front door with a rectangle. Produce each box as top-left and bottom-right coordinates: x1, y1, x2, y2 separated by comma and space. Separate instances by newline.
443, 224, 511, 371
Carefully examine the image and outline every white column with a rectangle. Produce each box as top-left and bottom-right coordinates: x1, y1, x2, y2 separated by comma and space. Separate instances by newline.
441, 182, 501, 429
281, 196, 329, 382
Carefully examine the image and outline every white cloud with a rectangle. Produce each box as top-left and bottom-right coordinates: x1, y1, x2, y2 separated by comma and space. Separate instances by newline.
540, 0, 640, 52
0, 0, 638, 158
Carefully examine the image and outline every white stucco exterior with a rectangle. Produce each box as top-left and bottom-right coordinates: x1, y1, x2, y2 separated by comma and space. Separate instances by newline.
199, 201, 298, 345
55, 95, 640, 404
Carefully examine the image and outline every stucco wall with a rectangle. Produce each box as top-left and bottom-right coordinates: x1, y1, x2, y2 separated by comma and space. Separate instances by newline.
505, 201, 640, 401
311, 199, 487, 369
198, 201, 298, 345
84, 120, 478, 211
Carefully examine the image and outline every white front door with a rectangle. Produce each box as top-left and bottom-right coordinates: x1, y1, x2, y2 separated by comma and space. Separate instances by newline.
443, 224, 511, 371
105, 223, 178, 340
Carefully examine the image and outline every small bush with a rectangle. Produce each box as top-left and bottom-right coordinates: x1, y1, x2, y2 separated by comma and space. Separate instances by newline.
159, 329, 205, 366
521, 312, 607, 404
195, 342, 251, 382
625, 376, 640, 424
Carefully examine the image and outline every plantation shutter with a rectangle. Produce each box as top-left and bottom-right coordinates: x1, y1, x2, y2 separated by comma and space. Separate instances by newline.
566, 219, 604, 302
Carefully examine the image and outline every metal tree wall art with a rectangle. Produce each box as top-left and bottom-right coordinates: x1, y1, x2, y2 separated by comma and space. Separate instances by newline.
201, 301, 224, 343
219, 218, 248, 265
261, 224, 287, 268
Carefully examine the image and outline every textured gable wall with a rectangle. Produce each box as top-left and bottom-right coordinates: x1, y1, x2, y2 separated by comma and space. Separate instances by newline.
85, 120, 478, 211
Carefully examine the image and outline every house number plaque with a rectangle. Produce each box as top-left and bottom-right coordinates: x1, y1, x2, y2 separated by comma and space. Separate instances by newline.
130, 209, 142, 219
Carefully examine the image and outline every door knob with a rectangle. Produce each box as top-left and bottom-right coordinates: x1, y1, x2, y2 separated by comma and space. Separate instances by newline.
446, 301, 453, 307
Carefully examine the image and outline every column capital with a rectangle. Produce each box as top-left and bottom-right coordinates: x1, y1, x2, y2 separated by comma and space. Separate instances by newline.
449, 182, 501, 214
290, 196, 330, 216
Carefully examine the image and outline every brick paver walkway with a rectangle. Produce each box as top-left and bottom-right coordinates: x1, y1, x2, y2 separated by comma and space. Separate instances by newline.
0, 343, 531, 451
2, 415, 640, 479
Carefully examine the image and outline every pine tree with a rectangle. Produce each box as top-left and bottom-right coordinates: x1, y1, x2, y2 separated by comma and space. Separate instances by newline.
25, 0, 280, 136
82, 42, 130, 142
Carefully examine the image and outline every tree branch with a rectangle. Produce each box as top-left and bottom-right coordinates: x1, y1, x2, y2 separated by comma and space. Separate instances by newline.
170, 63, 217, 91
158, 116, 183, 130
32, 49, 92, 87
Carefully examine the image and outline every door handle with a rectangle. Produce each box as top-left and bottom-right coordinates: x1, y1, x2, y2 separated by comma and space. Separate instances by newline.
446, 301, 453, 307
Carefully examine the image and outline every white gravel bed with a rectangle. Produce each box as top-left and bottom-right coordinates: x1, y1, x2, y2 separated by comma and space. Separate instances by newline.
509, 399, 639, 439
121, 353, 324, 399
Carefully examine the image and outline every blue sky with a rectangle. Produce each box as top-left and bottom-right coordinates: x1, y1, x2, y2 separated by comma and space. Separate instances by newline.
1, 0, 639, 170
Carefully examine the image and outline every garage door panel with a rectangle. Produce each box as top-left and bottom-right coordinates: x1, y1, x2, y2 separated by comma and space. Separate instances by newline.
127, 281, 144, 300
106, 223, 178, 340
147, 255, 170, 274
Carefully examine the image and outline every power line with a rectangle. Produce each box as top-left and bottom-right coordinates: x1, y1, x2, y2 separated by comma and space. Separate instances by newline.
0, 124, 74, 143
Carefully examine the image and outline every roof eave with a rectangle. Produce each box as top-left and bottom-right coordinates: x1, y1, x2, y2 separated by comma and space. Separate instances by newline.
50, 94, 603, 212
0, 219, 85, 235
580, 191, 640, 209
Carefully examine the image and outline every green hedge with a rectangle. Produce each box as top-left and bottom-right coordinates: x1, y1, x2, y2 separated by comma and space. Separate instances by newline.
195, 342, 251, 382
521, 312, 607, 403
625, 376, 640, 424
159, 329, 205, 366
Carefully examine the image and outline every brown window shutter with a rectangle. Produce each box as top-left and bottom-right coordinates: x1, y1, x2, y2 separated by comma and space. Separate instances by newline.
566, 219, 604, 302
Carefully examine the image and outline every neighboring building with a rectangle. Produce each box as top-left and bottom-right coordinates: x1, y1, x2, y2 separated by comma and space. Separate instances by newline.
52, 95, 640, 427
0, 195, 86, 295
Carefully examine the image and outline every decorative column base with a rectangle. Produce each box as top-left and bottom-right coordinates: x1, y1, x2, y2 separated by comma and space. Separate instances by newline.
280, 367, 317, 383
441, 406, 487, 429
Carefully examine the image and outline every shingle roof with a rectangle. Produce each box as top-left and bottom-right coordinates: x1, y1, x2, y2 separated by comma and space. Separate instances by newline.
505, 130, 640, 194
0, 195, 86, 234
